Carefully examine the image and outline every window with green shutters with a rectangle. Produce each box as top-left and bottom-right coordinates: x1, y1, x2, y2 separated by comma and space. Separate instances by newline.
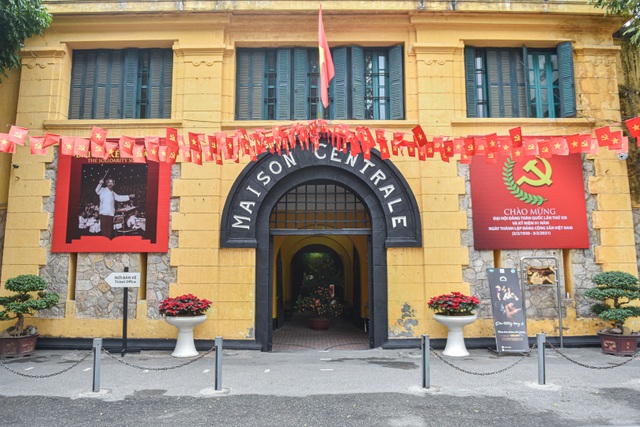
69, 49, 173, 120
235, 45, 404, 120
465, 43, 575, 119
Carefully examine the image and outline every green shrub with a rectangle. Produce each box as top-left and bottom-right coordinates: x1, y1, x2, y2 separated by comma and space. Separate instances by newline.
584, 271, 640, 333
0, 274, 59, 336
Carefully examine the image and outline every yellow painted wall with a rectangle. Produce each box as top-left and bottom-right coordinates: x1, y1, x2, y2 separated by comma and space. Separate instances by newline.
0, 1, 634, 342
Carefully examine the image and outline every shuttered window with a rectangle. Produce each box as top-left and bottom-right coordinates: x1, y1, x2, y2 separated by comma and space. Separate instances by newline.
465, 43, 575, 118
236, 45, 404, 120
69, 49, 173, 119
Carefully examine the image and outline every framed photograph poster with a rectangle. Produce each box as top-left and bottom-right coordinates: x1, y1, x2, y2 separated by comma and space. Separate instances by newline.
52, 149, 171, 253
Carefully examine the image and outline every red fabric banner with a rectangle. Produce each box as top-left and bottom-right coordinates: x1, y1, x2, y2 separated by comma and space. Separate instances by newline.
318, 4, 335, 108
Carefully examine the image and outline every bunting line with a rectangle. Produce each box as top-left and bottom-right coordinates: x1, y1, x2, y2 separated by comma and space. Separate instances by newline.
1, 118, 639, 165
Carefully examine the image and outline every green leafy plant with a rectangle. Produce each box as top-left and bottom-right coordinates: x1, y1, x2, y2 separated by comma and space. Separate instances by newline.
589, 0, 640, 46
584, 271, 640, 333
0, 0, 53, 80
427, 291, 480, 316
295, 286, 343, 318
0, 274, 59, 336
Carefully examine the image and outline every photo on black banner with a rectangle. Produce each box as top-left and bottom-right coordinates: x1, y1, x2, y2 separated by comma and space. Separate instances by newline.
492, 282, 524, 322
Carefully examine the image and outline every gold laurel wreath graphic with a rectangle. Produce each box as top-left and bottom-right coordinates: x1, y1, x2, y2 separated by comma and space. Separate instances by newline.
502, 158, 546, 206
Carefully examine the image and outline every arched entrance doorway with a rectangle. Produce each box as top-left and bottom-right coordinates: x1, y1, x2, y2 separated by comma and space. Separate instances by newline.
220, 141, 422, 351
269, 181, 370, 350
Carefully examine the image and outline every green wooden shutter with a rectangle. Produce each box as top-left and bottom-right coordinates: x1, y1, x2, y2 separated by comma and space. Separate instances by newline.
293, 48, 309, 120
236, 50, 251, 120
487, 49, 511, 118
251, 51, 265, 119
236, 50, 266, 120
156, 49, 173, 119
69, 51, 89, 119
557, 42, 576, 118
464, 47, 478, 118
148, 49, 169, 119
108, 51, 123, 119
93, 51, 112, 119
389, 45, 404, 120
522, 45, 532, 117
276, 49, 291, 120
512, 49, 527, 117
351, 46, 364, 120
82, 51, 97, 119
122, 49, 139, 119
332, 47, 348, 120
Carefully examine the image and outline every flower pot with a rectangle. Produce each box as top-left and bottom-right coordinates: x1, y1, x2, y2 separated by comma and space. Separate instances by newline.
310, 317, 331, 331
0, 334, 39, 358
597, 331, 638, 356
434, 314, 477, 357
164, 315, 207, 357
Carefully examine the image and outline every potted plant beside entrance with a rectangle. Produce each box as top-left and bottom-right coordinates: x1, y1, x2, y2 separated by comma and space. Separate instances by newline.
160, 293, 212, 358
0, 274, 60, 357
295, 286, 344, 330
428, 291, 480, 357
584, 271, 640, 356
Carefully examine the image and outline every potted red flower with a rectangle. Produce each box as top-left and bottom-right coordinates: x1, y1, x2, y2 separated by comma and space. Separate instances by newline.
159, 293, 212, 317
427, 291, 480, 357
160, 294, 212, 358
427, 291, 480, 316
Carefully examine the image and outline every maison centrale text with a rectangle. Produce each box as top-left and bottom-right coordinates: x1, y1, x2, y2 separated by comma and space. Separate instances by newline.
231, 142, 410, 231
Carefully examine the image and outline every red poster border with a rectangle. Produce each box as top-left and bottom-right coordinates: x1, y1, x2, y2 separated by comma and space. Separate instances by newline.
52, 152, 171, 253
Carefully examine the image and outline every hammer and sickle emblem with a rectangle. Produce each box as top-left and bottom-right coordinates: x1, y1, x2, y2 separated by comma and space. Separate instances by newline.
516, 157, 553, 187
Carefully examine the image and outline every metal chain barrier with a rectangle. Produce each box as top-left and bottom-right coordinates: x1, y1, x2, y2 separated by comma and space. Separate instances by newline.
429, 343, 536, 376
546, 341, 640, 370
0, 350, 93, 379
101, 345, 216, 371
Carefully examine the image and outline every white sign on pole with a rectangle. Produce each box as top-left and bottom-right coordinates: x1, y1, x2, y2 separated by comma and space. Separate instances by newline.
105, 272, 141, 288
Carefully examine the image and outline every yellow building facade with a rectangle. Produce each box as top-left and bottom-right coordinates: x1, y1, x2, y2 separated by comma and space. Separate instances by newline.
0, 1, 635, 351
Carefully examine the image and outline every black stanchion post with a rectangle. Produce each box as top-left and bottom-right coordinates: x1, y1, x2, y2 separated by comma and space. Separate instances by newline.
215, 336, 223, 391
92, 338, 102, 392
537, 333, 546, 385
422, 334, 430, 389
121, 267, 129, 357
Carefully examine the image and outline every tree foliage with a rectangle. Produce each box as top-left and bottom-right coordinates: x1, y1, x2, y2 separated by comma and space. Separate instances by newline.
589, 0, 640, 45
0, 0, 52, 80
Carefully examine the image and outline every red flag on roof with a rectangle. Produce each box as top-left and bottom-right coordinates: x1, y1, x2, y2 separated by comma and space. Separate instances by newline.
318, 4, 335, 109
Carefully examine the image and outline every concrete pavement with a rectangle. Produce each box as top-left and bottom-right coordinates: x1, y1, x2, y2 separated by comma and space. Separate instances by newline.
1, 344, 640, 426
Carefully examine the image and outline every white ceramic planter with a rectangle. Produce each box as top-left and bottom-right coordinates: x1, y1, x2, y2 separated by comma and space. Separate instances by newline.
433, 313, 478, 357
164, 315, 207, 357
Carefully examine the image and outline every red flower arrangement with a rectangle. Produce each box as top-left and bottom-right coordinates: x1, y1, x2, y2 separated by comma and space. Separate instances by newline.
427, 291, 480, 316
159, 293, 212, 317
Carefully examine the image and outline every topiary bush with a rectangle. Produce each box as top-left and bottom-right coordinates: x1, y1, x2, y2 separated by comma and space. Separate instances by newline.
0, 274, 59, 336
584, 271, 640, 334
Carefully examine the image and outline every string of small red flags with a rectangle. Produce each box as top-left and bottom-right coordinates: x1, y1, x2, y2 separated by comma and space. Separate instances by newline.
2, 117, 640, 165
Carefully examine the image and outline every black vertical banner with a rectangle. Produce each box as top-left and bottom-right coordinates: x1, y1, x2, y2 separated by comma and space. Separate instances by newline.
487, 268, 530, 354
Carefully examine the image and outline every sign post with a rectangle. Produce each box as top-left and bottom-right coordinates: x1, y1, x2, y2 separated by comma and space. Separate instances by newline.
487, 268, 529, 355
105, 268, 141, 356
